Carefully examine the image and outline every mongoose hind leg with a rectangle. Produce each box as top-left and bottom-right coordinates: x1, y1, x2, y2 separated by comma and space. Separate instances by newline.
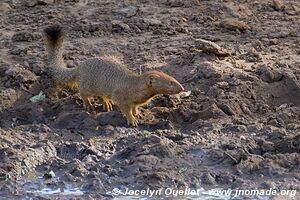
80, 93, 94, 111
119, 104, 138, 127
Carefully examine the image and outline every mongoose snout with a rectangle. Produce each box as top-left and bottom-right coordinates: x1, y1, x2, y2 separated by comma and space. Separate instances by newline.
44, 25, 184, 126
144, 71, 185, 95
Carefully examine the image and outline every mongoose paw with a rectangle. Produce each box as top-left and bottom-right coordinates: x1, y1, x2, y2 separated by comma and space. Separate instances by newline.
134, 113, 141, 119
103, 102, 113, 112
119, 104, 138, 127
128, 118, 139, 127
84, 104, 94, 112
102, 99, 113, 112
81, 95, 94, 112
132, 108, 140, 118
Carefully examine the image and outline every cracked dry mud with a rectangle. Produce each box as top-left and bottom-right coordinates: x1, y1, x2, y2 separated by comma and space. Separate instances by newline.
0, 0, 300, 199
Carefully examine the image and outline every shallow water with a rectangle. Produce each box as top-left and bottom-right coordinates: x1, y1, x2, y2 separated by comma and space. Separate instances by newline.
14, 174, 271, 200
27, 187, 84, 196
21, 179, 232, 199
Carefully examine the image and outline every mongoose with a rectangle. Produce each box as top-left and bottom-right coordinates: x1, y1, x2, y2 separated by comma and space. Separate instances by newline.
44, 25, 184, 126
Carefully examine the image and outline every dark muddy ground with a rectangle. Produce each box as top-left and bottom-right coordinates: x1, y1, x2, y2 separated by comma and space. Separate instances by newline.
0, 0, 300, 199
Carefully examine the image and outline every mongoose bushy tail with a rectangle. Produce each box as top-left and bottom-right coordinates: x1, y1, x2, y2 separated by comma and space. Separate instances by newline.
44, 25, 78, 88
44, 25, 184, 126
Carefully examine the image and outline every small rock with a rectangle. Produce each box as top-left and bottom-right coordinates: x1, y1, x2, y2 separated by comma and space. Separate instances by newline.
12, 31, 34, 42
38, 0, 54, 4
223, 124, 247, 132
5, 67, 19, 77
267, 117, 285, 128
0, 168, 9, 181
216, 173, 234, 184
276, 103, 288, 111
32, 62, 44, 75
25, 0, 38, 7
25, 0, 54, 7
292, 5, 300, 13
273, 0, 284, 11
260, 181, 276, 189
201, 172, 216, 185
81, 117, 99, 130
10, 47, 28, 55
147, 135, 162, 144
220, 18, 249, 32
198, 61, 222, 79
240, 136, 246, 140
194, 38, 231, 57
54, 112, 97, 130
86, 23, 101, 33
30, 91, 46, 103
0, 3, 11, 14
115, 6, 138, 18
246, 48, 262, 62
143, 18, 162, 26
206, 86, 224, 97
69, 159, 88, 177
257, 64, 283, 83
262, 38, 279, 45
268, 31, 289, 39
44, 170, 55, 179
97, 112, 127, 127
111, 20, 130, 33
240, 103, 252, 115
167, 0, 184, 7
17, 69, 37, 84
177, 90, 191, 98
269, 39, 279, 45
217, 103, 235, 116
216, 81, 229, 89
227, 77, 241, 86
23, 61, 30, 68
286, 123, 300, 130
258, 139, 275, 152
66, 60, 75, 68
83, 178, 105, 191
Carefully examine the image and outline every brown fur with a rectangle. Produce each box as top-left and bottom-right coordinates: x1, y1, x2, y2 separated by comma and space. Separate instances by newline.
44, 25, 184, 126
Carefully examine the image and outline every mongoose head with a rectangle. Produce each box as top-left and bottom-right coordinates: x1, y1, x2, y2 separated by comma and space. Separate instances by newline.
144, 71, 184, 95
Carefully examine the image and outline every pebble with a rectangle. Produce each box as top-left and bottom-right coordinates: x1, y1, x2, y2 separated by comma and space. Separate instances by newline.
12, 31, 34, 42
0, 3, 11, 14
111, 20, 130, 33
115, 6, 138, 18
220, 18, 249, 32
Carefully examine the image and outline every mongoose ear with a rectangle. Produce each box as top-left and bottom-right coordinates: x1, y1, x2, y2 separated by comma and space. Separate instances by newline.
147, 76, 153, 87
147, 74, 160, 87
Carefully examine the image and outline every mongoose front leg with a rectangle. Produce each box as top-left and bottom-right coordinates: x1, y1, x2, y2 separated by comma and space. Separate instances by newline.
102, 97, 113, 112
119, 104, 138, 126
132, 105, 141, 118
